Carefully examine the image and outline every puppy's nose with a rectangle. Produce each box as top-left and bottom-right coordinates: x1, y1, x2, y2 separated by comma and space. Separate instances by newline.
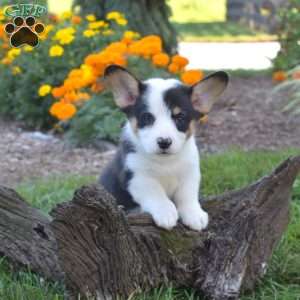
157, 137, 172, 150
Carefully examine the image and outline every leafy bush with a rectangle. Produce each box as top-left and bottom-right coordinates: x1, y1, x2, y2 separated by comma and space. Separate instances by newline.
273, 0, 300, 71
0, 9, 204, 143
273, 66, 300, 115
272, 1, 300, 115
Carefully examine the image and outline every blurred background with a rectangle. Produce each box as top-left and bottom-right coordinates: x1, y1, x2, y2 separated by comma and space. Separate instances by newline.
0, 1, 299, 299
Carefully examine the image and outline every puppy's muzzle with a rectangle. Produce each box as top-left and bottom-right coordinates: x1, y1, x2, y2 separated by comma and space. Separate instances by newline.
157, 137, 172, 150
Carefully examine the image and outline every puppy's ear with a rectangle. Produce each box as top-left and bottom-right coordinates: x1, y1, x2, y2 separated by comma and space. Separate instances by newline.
104, 65, 140, 108
191, 71, 229, 114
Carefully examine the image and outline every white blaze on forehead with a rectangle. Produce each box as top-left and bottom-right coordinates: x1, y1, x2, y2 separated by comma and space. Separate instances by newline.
143, 78, 181, 116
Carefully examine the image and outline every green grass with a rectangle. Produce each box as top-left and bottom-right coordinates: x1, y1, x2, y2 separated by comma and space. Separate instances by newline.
0, 149, 299, 299
168, 0, 226, 23
173, 22, 277, 43
167, 0, 275, 42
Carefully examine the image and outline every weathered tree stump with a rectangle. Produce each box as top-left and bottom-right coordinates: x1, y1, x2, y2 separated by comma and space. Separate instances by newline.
0, 186, 63, 281
0, 156, 299, 300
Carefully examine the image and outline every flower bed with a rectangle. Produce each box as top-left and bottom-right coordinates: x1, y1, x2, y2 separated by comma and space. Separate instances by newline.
0, 9, 204, 144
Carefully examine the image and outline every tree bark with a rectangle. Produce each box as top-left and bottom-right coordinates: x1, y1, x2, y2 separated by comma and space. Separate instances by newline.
0, 156, 299, 300
73, 0, 178, 53
0, 186, 63, 282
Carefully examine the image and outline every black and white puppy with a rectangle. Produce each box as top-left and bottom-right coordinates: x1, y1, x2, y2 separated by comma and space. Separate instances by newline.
100, 65, 228, 231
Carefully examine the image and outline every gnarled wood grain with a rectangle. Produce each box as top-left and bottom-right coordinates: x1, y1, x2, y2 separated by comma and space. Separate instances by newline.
0, 186, 63, 281
0, 156, 299, 299
49, 156, 300, 300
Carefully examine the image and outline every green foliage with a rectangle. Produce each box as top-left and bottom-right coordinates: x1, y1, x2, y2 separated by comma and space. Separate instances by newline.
66, 93, 125, 144
1, 149, 300, 299
0, 9, 177, 143
273, 1, 300, 71
0, 17, 122, 129
273, 65, 300, 115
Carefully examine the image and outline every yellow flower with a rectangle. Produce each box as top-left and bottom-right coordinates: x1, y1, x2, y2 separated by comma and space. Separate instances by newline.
40, 25, 54, 40
106, 11, 122, 20
38, 84, 52, 97
53, 27, 75, 45
88, 21, 106, 29
102, 29, 114, 36
83, 29, 98, 38
49, 45, 64, 57
123, 31, 139, 40
61, 11, 72, 20
115, 17, 127, 26
23, 45, 34, 52
12, 66, 21, 75
7, 48, 21, 60
86, 14, 96, 22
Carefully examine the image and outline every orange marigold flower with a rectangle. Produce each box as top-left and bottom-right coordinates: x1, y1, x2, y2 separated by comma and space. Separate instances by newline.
71, 15, 82, 24
63, 91, 78, 102
172, 55, 189, 68
52, 87, 65, 98
168, 63, 180, 74
50, 102, 77, 121
292, 71, 300, 80
91, 82, 104, 93
152, 53, 170, 67
181, 70, 204, 85
272, 71, 287, 82
77, 92, 91, 101
105, 42, 127, 54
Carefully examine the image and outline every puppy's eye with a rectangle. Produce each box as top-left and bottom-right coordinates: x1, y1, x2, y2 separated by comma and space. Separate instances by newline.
173, 112, 186, 124
139, 112, 155, 127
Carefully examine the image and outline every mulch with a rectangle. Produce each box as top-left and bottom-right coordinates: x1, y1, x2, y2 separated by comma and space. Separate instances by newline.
196, 76, 300, 153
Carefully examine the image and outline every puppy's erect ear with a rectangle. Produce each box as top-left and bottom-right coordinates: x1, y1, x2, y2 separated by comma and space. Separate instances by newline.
191, 71, 229, 114
104, 65, 140, 108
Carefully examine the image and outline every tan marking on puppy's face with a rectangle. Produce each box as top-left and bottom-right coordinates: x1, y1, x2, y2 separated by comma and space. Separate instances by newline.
186, 120, 196, 138
129, 117, 138, 133
173, 106, 181, 115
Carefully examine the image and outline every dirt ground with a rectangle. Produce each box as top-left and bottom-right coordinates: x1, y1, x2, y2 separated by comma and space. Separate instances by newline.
197, 76, 300, 153
0, 76, 299, 187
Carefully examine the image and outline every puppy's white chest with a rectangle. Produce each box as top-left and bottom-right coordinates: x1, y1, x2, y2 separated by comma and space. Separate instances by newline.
154, 166, 182, 197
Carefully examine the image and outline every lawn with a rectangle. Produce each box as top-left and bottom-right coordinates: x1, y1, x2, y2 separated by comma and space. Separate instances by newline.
173, 22, 277, 43
0, 149, 299, 299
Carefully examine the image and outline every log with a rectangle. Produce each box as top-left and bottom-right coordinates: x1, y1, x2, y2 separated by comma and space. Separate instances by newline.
50, 155, 300, 300
0, 156, 299, 300
0, 186, 63, 281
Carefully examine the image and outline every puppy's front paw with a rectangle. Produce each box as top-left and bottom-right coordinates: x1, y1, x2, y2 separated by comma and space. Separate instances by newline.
180, 206, 209, 231
145, 201, 178, 230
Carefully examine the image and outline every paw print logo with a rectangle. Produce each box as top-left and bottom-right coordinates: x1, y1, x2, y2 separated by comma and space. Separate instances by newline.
4, 16, 45, 48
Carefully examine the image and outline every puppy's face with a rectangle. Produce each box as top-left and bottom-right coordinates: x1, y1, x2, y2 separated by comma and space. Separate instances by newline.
104, 65, 228, 156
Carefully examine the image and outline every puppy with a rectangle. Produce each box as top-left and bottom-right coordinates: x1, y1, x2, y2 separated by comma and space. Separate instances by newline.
100, 65, 228, 230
